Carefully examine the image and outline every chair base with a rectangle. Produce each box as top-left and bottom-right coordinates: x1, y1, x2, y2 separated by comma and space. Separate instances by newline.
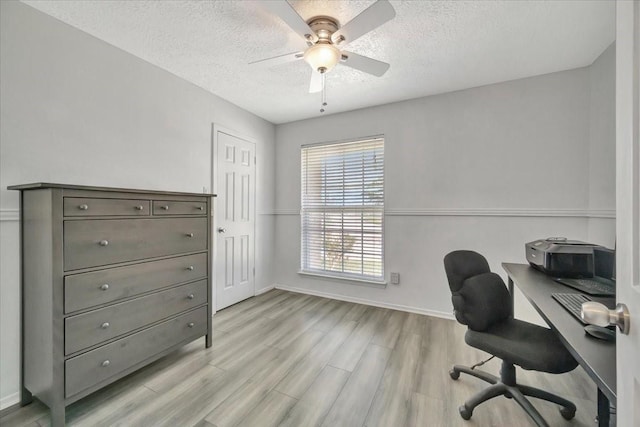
450, 362, 576, 427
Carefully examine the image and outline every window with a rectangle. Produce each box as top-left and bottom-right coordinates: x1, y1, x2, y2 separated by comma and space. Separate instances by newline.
301, 137, 384, 282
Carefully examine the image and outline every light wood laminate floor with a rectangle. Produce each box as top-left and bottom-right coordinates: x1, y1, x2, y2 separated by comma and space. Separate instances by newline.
1, 290, 599, 427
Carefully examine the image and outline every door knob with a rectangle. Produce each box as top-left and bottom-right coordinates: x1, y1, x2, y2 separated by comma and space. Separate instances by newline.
217, 227, 226, 233
581, 301, 630, 335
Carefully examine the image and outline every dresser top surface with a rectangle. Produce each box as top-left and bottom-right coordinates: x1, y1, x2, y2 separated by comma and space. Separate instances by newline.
8, 182, 216, 197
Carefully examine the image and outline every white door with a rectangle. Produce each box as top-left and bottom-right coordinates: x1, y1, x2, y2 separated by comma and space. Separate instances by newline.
615, 1, 640, 425
215, 130, 256, 310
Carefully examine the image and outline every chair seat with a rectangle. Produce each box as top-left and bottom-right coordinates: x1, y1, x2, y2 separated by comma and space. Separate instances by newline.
465, 318, 578, 374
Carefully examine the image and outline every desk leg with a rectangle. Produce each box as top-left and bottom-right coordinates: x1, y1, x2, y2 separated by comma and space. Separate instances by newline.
508, 277, 514, 318
597, 388, 610, 426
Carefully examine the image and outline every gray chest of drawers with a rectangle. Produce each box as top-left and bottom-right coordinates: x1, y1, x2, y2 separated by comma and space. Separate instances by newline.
8, 183, 214, 426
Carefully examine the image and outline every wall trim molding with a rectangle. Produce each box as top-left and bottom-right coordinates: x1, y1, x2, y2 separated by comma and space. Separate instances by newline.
274, 283, 455, 321
0, 392, 19, 412
271, 209, 299, 215
269, 208, 615, 218
0, 209, 19, 222
385, 208, 616, 218
5, 207, 614, 220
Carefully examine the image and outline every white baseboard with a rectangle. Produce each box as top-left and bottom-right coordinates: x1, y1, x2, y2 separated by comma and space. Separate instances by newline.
274, 283, 454, 320
254, 285, 275, 296
0, 392, 20, 412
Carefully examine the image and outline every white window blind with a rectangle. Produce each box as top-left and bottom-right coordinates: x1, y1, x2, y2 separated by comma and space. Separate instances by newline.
301, 137, 384, 281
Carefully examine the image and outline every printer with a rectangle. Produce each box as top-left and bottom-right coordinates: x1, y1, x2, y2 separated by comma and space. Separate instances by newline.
525, 238, 602, 278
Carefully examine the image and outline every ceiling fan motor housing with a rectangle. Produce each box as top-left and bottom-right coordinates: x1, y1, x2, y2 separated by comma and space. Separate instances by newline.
307, 16, 340, 41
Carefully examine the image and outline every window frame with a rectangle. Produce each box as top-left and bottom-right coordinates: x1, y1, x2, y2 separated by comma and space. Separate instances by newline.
299, 136, 385, 285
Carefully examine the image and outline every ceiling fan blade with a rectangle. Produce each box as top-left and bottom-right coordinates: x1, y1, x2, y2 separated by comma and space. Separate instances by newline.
332, 0, 395, 46
249, 51, 304, 67
263, 0, 317, 44
341, 51, 390, 77
309, 71, 323, 93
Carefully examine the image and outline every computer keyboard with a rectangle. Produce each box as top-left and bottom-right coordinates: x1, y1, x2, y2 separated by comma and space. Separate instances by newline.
551, 293, 592, 324
555, 278, 615, 296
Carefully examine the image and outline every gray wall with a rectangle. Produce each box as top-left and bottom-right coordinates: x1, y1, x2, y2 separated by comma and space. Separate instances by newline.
0, 1, 276, 407
273, 46, 616, 320
588, 43, 616, 244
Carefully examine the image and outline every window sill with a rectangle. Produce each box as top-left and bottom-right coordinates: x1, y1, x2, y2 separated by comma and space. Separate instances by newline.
298, 270, 387, 287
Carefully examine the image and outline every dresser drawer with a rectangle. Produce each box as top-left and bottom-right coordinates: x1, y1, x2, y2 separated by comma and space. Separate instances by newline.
64, 197, 150, 217
64, 217, 207, 271
65, 280, 207, 355
65, 306, 207, 397
153, 200, 206, 215
64, 253, 207, 314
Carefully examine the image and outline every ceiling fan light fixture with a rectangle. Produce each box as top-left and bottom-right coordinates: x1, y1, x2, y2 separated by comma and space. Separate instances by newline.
303, 43, 341, 73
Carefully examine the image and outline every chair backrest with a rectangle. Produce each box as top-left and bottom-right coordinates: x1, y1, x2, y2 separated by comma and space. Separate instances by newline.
444, 250, 511, 331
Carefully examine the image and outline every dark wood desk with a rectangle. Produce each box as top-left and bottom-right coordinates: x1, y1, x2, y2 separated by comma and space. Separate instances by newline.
502, 263, 616, 426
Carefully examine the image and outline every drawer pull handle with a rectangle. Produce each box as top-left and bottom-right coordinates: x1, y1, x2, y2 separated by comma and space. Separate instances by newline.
101, 322, 110, 329
135, 205, 144, 211
78, 204, 89, 210
187, 265, 194, 271
161, 205, 169, 210
197, 206, 204, 211
187, 294, 195, 300
101, 360, 110, 367
100, 284, 110, 291
186, 233, 194, 238
99, 240, 109, 247
187, 322, 195, 328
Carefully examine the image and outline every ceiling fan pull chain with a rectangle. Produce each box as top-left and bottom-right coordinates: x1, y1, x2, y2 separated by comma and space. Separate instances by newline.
320, 72, 327, 113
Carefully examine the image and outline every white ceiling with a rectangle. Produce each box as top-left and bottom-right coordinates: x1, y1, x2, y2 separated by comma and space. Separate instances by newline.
22, 0, 615, 124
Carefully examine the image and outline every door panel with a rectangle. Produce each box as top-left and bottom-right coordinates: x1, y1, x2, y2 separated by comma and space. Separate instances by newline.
216, 131, 256, 310
240, 235, 249, 283
225, 172, 234, 221
224, 237, 234, 288
241, 174, 250, 221
615, 2, 639, 425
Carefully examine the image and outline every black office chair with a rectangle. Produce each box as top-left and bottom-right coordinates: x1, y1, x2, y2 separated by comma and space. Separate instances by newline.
444, 250, 578, 427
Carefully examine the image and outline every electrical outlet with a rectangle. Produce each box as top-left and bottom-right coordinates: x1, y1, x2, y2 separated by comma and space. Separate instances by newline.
390, 272, 400, 285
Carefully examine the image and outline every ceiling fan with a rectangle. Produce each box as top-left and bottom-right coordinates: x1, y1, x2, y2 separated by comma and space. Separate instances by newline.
253, 0, 396, 95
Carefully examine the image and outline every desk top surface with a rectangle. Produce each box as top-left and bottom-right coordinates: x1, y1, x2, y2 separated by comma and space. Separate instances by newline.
502, 263, 616, 403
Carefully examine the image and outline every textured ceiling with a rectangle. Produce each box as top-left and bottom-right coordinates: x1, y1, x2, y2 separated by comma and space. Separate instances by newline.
22, 0, 615, 124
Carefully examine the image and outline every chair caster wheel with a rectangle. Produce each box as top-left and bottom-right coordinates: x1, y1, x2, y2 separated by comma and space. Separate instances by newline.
459, 404, 472, 420
449, 369, 460, 380
560, 407, 575, 420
